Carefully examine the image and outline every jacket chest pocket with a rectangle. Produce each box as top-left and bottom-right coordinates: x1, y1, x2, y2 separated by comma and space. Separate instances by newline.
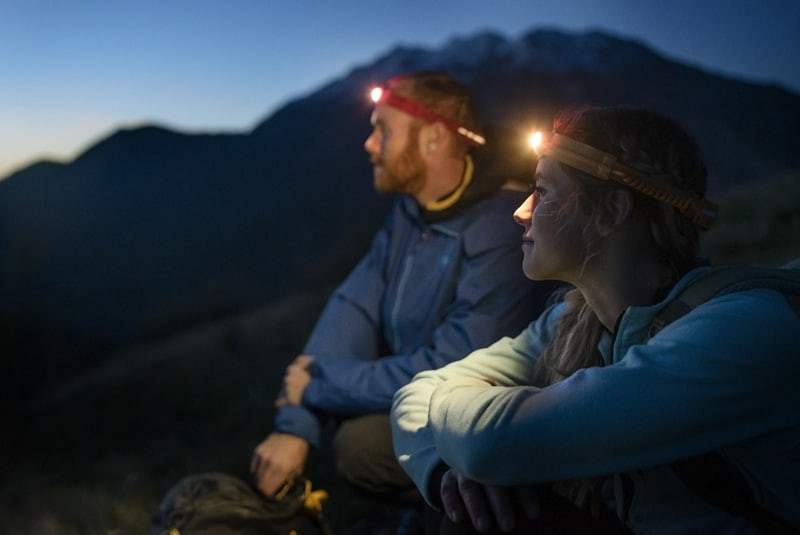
384, 237, 460, 352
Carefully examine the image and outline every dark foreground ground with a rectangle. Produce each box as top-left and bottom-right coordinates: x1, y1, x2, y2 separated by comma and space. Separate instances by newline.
0, 290, 398, 534
1, 173, 798, 534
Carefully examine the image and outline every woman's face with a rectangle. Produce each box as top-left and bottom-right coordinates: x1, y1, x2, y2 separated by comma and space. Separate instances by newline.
513, 157, 588, 282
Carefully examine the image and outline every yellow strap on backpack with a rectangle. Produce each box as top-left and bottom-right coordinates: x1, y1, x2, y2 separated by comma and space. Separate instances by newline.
302, 479, 329, 514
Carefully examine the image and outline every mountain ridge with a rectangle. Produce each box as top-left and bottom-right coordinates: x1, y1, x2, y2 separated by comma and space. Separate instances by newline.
2, 27, 799, 396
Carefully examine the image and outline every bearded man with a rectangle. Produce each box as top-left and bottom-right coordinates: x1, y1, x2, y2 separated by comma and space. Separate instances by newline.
250, 71, 560, 510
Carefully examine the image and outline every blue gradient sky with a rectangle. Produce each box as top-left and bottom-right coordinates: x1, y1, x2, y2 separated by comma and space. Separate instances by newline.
2, 0, 798, 179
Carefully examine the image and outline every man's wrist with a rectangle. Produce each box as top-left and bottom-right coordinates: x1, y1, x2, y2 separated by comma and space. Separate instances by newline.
274, 404, 322, 447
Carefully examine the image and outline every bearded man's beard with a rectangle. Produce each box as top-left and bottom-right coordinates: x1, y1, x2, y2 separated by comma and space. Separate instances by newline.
373, 123, 426, 196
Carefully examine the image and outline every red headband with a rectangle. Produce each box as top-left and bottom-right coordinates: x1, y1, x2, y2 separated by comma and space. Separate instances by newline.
370, 86, 485, 147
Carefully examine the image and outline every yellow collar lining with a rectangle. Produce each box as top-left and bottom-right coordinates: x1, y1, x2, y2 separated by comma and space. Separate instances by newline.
424, 154, 474, 212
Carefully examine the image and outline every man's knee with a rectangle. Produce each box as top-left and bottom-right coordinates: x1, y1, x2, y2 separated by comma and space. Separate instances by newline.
333, 414, 394, 483
332, 414, 416, 499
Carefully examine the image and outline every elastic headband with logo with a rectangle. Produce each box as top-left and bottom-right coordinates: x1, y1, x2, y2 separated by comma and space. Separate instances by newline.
532, 131, 719, 229
370, 86, 486, 147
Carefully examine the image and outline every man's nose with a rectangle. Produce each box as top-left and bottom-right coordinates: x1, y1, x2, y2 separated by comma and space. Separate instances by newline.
364, 131, 378, 155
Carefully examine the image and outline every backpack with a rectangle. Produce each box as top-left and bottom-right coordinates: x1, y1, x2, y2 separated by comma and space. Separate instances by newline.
149, 472, 333, 535
647, 258, 800, 534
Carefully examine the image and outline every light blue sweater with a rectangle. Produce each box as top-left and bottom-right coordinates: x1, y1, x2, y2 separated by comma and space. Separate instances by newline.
392, 266, 800, 534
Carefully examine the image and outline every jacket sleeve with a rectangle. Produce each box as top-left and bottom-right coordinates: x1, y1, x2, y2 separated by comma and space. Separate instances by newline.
391, 303, 562, 506
271, 214, 391, 446
300, 209, 557, 417
412, 290, 800, 494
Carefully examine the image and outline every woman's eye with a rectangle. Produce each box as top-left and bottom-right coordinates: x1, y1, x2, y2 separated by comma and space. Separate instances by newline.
526, 182, 543, 195
532, 186, 546, 199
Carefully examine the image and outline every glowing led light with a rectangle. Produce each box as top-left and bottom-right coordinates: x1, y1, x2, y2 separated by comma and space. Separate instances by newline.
370, 87, 383, 103
529, 131, 543, 152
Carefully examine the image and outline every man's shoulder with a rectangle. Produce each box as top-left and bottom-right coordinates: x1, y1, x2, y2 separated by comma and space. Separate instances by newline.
448, 187, 527, 227
433, 188, 526, 255
475, 187, 529, 212
387, 188, 526, 244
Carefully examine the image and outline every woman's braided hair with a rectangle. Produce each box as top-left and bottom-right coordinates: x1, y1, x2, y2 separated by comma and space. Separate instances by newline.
532, 106, 710, 512
532, 106, 709, 386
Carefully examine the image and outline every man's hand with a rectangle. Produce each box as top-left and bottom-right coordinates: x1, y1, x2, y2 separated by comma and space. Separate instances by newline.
250, 432, 310, 497
275, 354, 313, 407
440, 468, 540, 533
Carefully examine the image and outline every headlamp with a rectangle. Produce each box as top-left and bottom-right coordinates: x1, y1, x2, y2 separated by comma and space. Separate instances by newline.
528, 131, 544, 152
370, 86, 486, 147
532, 131, 719, 229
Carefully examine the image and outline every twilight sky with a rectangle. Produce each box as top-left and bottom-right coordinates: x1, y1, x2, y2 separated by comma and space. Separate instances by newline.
1, 0, 798, 179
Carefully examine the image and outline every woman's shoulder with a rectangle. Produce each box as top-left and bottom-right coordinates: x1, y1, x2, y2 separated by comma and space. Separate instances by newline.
654, 263, 799, 332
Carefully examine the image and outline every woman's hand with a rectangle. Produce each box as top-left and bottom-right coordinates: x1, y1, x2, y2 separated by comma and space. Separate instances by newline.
440, 468, 540, 533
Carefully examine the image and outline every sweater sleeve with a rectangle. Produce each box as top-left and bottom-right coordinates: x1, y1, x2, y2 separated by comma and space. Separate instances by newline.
425, 290, 800, 489
391, 303, 561, 506
272, 216, 391, 445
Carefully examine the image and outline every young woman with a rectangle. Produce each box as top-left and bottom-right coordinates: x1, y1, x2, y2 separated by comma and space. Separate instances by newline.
391, 106, 800, 534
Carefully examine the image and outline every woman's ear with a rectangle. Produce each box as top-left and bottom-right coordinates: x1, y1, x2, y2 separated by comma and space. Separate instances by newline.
595, 188, 634, 236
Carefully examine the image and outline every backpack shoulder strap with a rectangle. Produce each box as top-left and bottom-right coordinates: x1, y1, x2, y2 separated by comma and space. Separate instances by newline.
651, 258, 800, 533
649, 260, 800, 339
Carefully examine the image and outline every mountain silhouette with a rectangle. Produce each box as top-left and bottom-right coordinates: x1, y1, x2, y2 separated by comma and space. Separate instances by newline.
2, 28, 799, 399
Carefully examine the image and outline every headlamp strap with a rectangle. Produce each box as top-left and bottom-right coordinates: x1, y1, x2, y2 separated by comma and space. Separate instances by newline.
537, 133, 719, 229
372, 87, 486, 147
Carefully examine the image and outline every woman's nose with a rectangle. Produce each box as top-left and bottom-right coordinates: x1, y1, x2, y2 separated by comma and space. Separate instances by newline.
513, 194, 535, 227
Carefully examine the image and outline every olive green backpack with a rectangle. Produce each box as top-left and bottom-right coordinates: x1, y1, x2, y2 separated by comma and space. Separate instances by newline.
150, 472, 333, 535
